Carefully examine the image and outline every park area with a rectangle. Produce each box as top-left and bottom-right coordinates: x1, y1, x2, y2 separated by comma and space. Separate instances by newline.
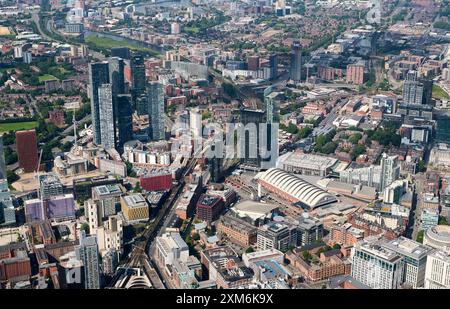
432, 84, 450, 100
85, 34, 160, 57
0, 121, 38, 133
38, 74, 58, 83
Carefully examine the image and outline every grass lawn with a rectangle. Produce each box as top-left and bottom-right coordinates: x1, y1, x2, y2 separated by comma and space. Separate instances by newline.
432, 84, 450, 100
38, 74, 58, 83
85, 34, 160, 57
183, 27, 200, 33
0, 121, 38, 133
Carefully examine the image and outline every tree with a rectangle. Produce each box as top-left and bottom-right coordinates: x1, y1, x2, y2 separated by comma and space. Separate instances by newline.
15, 97, 26, 105
332, 244, 341, 250
351, 144, 366, 160
416, 230, 424, 244
126, 161, 137, 177
348, 133, 362, 144
417, 160, 426, 173
6, 170, 19, 184
297, 127, 312, 139
81, 223, 90, 234
4, 146, 17, 165
301, 250, 312, 262
245, 247, 255, 254
438, 216, 449, 226
133, 182, 142, 193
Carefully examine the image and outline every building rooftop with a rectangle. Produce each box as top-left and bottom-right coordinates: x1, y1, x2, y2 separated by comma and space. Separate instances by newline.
254, 260, 290, 280
197, 194, 221, 208
277, 152, 338, 172
122, 194, 148, 208
258, 168, 338, 209
382, 237, 432, 260
355, 236, 403, 263
93, 184, 124, 197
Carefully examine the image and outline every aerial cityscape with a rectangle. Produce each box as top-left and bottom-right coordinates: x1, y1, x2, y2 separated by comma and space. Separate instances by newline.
0, 0, 450, 291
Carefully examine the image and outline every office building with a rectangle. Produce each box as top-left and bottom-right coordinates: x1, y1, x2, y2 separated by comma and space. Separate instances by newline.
131, 54, 147, 114
217, 214, 258, 247
424, 251, 450, 289
351, 236, 404, 289
257, 222, 298, 252
403, 70, 432, 105
76, 231, 100, 289
147, 82, 165, 140
382, 237, 433, 288
98, 83, 115, 149
297, 214, 324, 246
421, 208, 439, 231
120, 194, 149, 222
290, 41, 302, 83
196, 194, 224, 225
16, 129, 39, 173
155, 232, 189, 266
89, 62, 110, 145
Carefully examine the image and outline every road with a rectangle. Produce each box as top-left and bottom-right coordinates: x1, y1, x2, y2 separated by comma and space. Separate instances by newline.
31, 11, 54, 42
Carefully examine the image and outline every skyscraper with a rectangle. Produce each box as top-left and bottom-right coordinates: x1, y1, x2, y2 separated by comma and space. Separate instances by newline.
239, 108, 265, 167
269, 54, 278, 80
0, 136, 6, 180
16, 129, 39, 173
108, 57, 125, 96
131, 53, 147, 115
89, 62, 110, 145
116, 94, 133, 150
147, 82, 165, 140
290, 41, 302, 83
98, 84, 115, 150
403, 70, 433, 105
76, 231, 101, 289
380, 153, 400, 190
111, 47, 130, 60
262, 86, 279, 169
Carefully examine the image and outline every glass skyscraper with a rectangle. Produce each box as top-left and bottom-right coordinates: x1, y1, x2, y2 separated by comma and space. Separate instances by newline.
89, 62, 110, 145
147, 82, 165, 140
131, 54, 147, 115
290, 41, 302, 83
98, 84, 116, 150
116, 94, 133, 150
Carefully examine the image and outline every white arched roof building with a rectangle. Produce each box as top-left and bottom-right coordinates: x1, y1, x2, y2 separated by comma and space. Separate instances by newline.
258, 168, 338, 209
